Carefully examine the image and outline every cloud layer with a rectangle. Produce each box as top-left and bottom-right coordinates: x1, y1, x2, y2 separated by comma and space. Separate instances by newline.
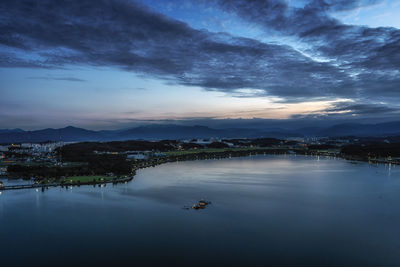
0, 0, 399, 110
216, 0, 400, 101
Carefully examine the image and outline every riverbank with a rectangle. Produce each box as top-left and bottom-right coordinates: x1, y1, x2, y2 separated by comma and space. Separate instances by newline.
1, 147, 398, 191
0, 174, 134, 191
0, 147, 287, 191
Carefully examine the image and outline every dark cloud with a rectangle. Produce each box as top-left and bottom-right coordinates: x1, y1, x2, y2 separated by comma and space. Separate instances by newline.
313, 0, 383, 12
216, 0, 400, 102
288, 101, 400, 123
0, 0, 399, 105
323, 102, 399, 115
0, 0, 355, 101
217, 0, 399, 64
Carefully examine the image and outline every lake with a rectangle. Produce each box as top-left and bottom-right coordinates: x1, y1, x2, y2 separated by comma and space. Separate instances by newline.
1, 155, 399, 266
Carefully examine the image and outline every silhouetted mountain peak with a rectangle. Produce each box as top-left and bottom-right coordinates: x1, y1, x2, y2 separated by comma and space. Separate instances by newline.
1, 121, 400, 143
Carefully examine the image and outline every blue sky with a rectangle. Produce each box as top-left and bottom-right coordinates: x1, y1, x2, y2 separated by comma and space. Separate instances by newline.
1, 0, 399, 129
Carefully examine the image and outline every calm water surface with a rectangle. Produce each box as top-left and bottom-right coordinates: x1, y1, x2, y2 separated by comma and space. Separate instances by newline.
1, 155, 400, 266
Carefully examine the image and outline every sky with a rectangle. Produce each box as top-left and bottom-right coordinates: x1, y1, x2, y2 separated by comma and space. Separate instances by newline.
0, 0, 400, 130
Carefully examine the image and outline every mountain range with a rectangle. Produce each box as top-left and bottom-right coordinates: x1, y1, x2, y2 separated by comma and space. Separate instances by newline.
1, 121, 400, 143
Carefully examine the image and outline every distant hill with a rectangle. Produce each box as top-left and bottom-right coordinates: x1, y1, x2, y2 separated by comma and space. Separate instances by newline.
0, 124, 302, 143
0, 125, 241, 143
1, 121, 400, 143
0, 126, 101, 143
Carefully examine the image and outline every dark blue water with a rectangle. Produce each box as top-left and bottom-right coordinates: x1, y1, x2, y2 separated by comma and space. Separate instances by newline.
1, 155, 399, 266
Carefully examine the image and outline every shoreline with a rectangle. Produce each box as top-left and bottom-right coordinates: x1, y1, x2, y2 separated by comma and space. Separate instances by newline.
0, 175, 134, 191
1, 148, 397, 191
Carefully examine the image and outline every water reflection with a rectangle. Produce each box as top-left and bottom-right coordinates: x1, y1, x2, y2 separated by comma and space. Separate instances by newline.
0, 155, 399, 266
